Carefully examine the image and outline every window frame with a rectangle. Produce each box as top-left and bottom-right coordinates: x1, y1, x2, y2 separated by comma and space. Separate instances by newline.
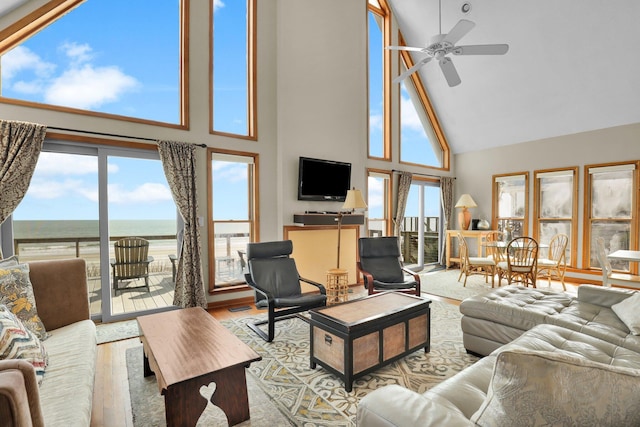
366, 169, 393, 236
533, 167, 578, 267
207, 147, 259, 292
492, 172, 529, 237
0, 0, 190, 129
583, 161, 639, 273
397, 34, 450, 171
209, 0, 257, 140
367, 2, 390, 160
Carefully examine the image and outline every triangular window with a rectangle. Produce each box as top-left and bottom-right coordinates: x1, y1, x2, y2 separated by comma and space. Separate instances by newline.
0, 0, 185, 125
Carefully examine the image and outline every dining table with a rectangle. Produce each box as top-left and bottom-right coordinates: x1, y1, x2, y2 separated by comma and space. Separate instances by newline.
607, 250, 640, 263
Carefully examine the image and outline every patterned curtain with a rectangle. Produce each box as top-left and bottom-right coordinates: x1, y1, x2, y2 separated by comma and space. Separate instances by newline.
393, 172, 413, 257
0, 120, 47, 259
439, 176, 455, 265
157, 140, 207, 309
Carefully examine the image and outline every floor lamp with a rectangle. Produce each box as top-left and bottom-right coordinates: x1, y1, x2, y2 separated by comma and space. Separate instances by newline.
336, 188, 368, 269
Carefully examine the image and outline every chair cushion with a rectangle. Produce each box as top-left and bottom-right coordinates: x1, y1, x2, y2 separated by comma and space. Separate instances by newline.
249, 258, 301, 298
472, 348, 640, 427
247, 240, 293, 260
360, 257, 404, 283
359, 237, 401, 258
373, 279, 418, 291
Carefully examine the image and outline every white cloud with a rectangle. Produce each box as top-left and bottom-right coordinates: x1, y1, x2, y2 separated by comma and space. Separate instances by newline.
60, 42, 93, 66
108, 183, 173, 204
400, 93, 424, 131
213, 0, 225, 12
45, 64, 138, 109
212, 161, 247, 183
34, 152, 118, 176
367, 177, 384, 209
27, 178, 89, 200
1, 46, 55, 80
369, 114, 382, 131
1, 43, 138, 109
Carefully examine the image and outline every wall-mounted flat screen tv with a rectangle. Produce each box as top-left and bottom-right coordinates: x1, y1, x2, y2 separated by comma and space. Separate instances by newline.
298, 157, 351, 202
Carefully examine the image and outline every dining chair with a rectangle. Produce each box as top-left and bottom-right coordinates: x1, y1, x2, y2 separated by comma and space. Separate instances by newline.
457, 233, 496, 287
496, 236, 538, 287
484, 231, 505, 264
595, 237, 613, 288
537, 233, 569, 290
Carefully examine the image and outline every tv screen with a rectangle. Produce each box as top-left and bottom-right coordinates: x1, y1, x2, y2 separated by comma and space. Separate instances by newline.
298, 157, 351, 202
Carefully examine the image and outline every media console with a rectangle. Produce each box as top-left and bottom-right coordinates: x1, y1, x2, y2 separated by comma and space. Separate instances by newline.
293, 213, 365, 226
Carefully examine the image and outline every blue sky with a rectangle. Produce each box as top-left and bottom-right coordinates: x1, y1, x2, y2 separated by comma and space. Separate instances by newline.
4, 2, 438, 221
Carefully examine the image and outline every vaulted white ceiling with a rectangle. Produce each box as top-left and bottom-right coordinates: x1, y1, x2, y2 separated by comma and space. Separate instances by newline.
387, 0, 640, 154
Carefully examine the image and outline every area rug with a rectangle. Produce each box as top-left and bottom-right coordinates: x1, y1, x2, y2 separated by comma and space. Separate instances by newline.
97, 319, 140, 344
127, 301, 478, 426
420, 268, 495, 300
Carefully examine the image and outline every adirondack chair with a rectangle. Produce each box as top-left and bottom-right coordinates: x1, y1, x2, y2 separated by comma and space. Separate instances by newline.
110, 237, 154, 294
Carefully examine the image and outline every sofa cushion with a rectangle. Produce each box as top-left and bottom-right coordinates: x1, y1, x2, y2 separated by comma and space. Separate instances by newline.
0, 304, 48, 384
611, 292, 640, 335
0, 263, 48, 340
472, 349, 640, 427
39, 319, 96, 426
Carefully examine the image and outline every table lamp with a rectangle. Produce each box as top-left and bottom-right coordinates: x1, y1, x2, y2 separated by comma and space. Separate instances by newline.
455, 194, 477, 230
336, 188, 368, 268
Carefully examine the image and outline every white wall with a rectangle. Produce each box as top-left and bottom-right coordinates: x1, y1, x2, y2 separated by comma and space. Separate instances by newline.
454, 122, 640, 271
276, 0, 368, 223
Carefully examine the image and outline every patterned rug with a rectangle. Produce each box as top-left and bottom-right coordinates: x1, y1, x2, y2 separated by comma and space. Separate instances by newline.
96, 319, 140, 344
126, 301, 478, 426
420, 268, 496, 300
419, 268, 572, 300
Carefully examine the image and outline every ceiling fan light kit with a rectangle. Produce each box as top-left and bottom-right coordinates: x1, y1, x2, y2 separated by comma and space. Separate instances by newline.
387, 1, 508, 87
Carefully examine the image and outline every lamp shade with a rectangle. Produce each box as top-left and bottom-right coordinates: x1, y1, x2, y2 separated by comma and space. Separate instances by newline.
342, 189, 368, 210
455, 194, 477, 209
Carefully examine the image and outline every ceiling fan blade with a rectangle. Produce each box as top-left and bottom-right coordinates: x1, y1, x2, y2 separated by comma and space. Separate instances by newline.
386, 45, 426, 53
393, 56, 432, 84
439, 57, 461, 87
453, 44, 509, 55
442, 19, 475, 45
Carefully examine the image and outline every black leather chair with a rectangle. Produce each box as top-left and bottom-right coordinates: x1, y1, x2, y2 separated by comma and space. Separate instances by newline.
357, 236, 421, 296
245, 240, 327, 342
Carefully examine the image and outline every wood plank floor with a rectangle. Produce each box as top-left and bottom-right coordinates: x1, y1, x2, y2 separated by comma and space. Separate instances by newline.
90, 278, 575, 426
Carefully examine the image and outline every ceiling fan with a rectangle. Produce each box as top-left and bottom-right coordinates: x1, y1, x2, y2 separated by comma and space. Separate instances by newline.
387, 1, 509, 87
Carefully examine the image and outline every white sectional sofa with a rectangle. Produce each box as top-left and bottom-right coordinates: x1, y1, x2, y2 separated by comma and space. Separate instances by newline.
357, 284, 640, 426
0, 258, 97, 427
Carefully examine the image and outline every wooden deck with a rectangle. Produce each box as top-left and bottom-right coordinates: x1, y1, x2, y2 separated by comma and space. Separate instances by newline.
88, 271, 175, 317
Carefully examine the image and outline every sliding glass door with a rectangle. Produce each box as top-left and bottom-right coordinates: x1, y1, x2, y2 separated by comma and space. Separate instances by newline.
403, 180, 441, 269
4, 140, 179, 322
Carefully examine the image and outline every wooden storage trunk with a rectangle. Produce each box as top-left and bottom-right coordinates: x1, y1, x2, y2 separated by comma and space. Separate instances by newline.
308, 292, 431, 392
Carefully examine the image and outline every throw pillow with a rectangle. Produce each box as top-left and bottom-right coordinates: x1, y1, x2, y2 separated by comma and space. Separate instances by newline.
0, 304, 48, 385
472, 349, 640, 427
611, 292, 640, 335
0, 256, 19, 268
0, 263, 48, 340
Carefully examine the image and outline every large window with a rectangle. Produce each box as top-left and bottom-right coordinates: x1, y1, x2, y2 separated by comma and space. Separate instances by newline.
585, 162, 638, 273
208, 150, 258, 289
493, 172, 529, 238
2, 140, 179, 323
211, 0, 256, 138
367, 170, 392, 236
368, 5, 387, 159
0, 0, 185, 125
403, 177, 441, 268
534, 168, 578, 266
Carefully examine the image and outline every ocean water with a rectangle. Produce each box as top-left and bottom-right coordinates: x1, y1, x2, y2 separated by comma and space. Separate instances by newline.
13, 220, 177, 239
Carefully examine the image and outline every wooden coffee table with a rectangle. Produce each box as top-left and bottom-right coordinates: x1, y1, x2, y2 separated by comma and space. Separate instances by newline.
308, 292, 431, 392
137, 307, 262, 426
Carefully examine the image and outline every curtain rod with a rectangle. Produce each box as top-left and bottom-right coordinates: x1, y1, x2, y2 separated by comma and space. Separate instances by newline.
47, 126, 207, 147
391, 169, 455, 180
